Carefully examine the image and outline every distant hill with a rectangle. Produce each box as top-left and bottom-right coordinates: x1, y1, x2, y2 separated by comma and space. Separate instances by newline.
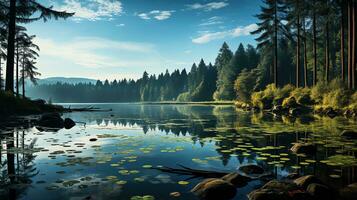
36, 77, 98, 85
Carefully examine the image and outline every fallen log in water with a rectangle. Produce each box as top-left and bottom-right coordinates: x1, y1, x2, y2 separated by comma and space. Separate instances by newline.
153, 164, 231, 179
64, 106, 112, 112
153, 164, 273, 180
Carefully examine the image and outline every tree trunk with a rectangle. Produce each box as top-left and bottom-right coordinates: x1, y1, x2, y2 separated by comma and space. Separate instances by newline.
0, 56, 2, 90
325, 22, 330, 82
296, 0, 300, 88
5, 0, 16, 93
313, 0, 317, 86
341, 1, 346, 82
16, 44, 19, 96
348, 0, 352, 89
353, 0, 356, 89
22, 55, 25, 98
274, 0, 278, 87
303, 18, 308, 87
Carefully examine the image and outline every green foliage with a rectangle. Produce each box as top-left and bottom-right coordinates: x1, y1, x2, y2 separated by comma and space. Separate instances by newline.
348, 92, 357, 110
322, 88, 350, 109
176, 92, 191, 102
310, 82, 329, 104
249, 78, 355, 112
272, 84, 295, 105
290, 87, 312, 105
234, 68, 260, 102
215, 43, 259, 101
251, 84, 277, 109
311, 79, 349, 109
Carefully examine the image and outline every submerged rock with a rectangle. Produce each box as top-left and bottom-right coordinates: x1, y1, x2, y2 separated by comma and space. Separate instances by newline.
286, 173, 300, 179
341, 130, 357, 139
290, 143, 316, 155
340, 183, 357, 200
307, 183, 333, 200
191, 178, 236, 200
222, 172, 251, 187
38, 113, 64, 128
294, 175, 321, 189
248, 180, 309, 200
64, 118, 76, 129
238, 164, 264, 175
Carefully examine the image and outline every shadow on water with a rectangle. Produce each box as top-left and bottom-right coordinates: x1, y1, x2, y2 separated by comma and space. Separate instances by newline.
1, 128, 38, 200
0, 104, 356, 199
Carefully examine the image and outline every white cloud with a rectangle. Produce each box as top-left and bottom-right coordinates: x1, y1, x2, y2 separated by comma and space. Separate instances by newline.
59, 0, 123, 21
137, 10, 174, 21
192, 23, 258, 44
116, 23, 125, 27
186, 1, 229, 11
199, 16, 223, 26
34, 37, 156, 69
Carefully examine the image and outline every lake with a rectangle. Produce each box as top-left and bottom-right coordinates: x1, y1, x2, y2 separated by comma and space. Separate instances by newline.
1, 103, 357, 200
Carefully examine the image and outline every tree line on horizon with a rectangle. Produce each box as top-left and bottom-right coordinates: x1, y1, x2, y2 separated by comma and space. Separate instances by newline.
27, 43, 259, 103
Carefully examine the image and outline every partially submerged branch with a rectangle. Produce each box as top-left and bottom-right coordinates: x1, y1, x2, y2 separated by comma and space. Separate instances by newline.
64, 106, 112, 112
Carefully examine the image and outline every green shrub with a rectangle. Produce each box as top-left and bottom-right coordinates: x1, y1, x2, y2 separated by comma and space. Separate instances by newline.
290, 87, 312, 105
251, 91, 264, 109
348, 92, 357, 110
234, 69, 259, 102
310, 82, 329, 104
251, 84, 278, 109
176, 92, 191, 102
282, 96, 298, 108
273, 84, 295, 105
322, 88, 350, 109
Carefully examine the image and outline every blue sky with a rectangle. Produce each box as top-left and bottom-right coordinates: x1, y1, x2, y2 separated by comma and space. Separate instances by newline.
26, 0, 261, 80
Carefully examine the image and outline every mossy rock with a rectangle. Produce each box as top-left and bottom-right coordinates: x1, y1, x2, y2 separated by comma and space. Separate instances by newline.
248, 180, 310, 200
222, 172, 251, 187
294, 175, 322, 189
307, 183, 334, 200
191, 178, 237, 200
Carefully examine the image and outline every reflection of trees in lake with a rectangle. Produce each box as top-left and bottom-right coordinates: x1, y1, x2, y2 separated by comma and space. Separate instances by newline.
0, 129, 38, 200
67, 104, 357, 184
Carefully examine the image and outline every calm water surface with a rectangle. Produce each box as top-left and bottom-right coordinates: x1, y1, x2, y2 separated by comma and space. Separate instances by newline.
1, 103, 357, 200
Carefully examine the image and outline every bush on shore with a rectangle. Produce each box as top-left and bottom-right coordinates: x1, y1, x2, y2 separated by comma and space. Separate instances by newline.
237, 79, 356, 116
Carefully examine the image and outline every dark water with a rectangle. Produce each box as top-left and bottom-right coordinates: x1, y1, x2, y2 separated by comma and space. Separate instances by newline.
1, 103, 357, 200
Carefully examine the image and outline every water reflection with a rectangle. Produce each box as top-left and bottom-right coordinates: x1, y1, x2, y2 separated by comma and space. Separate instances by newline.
65, 104, 357, 187
1, 128, 38, 200
0, 104, 356, 199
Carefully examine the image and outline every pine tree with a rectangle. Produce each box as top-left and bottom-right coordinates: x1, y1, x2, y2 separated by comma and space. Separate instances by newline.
4, 0, 73, 93
252, 0, 286, 86
213, 42, 233, 100
20, 33, 39, 98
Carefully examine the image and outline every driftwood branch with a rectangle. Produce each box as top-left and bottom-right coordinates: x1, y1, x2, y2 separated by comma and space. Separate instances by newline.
152, 164, 230, 179
65, 106, 112, 112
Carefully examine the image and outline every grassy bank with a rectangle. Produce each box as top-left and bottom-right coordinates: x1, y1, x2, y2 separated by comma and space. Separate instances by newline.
0, 91, 64, 116
235, 79, 357, 117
